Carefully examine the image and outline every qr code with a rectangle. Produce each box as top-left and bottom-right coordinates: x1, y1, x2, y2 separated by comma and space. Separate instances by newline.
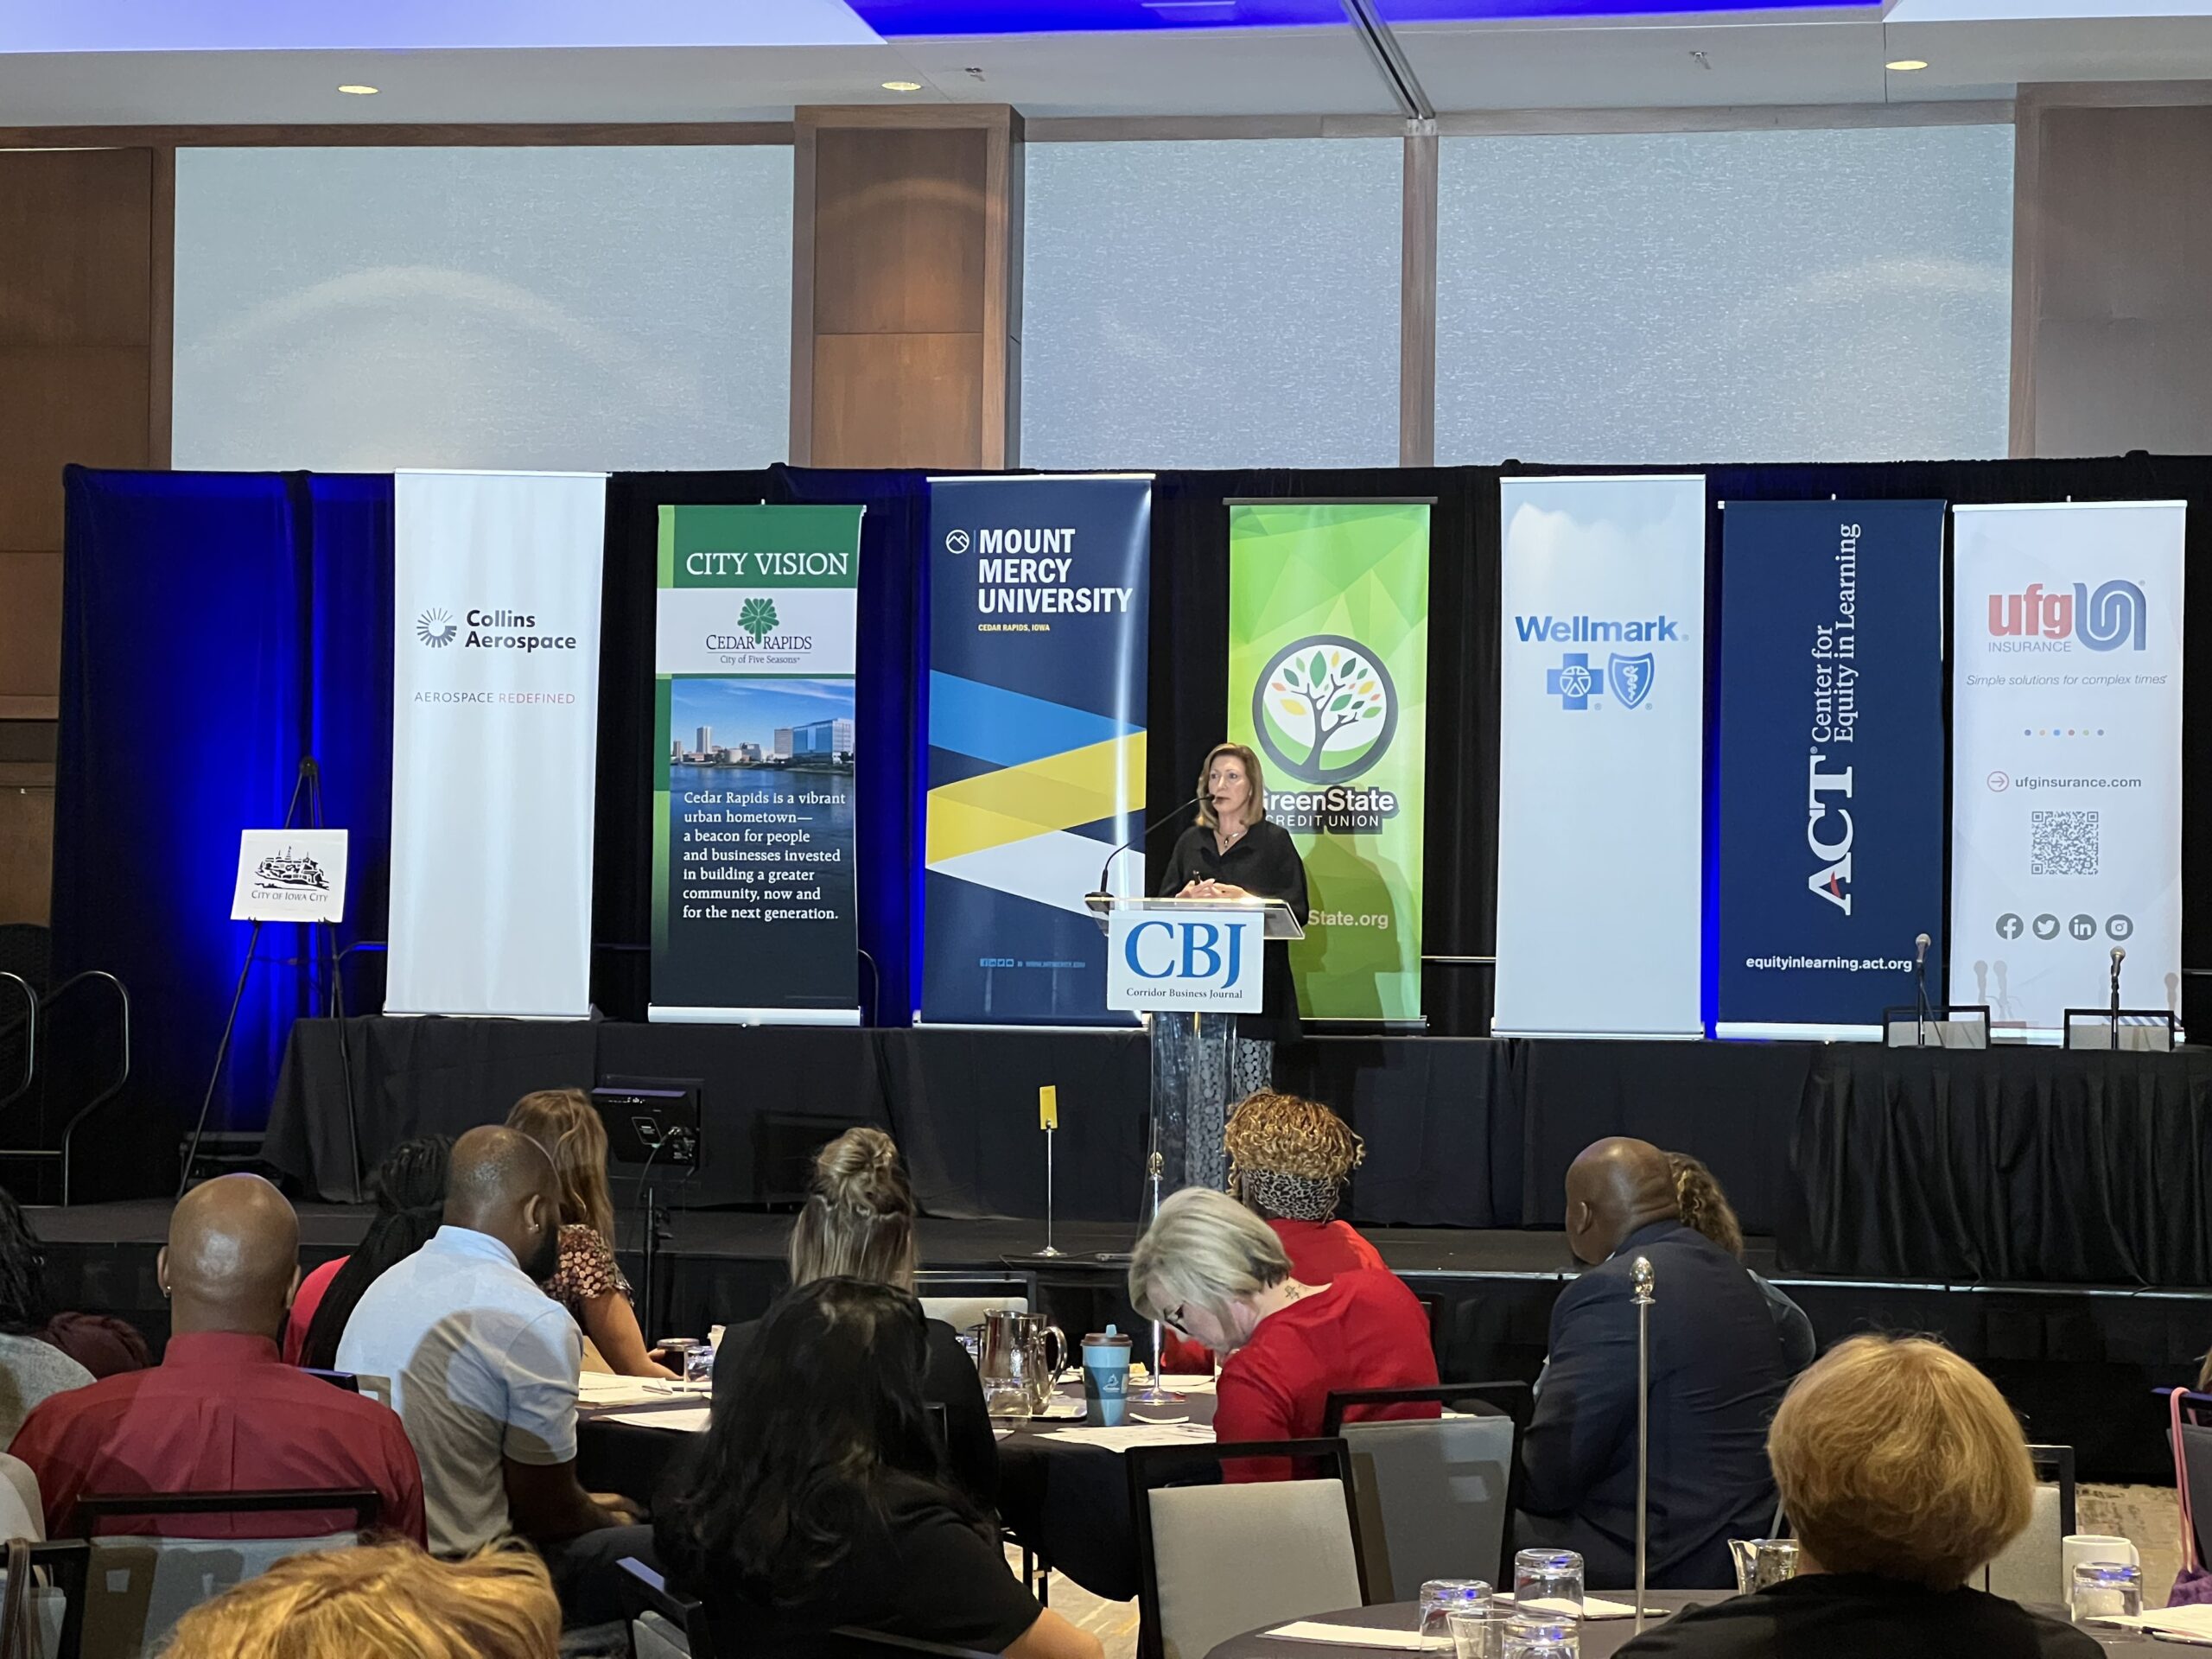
2031, 810, 2099, 876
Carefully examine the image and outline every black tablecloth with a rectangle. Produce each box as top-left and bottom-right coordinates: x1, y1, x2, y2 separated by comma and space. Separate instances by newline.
1786, 1045, 2212, 1281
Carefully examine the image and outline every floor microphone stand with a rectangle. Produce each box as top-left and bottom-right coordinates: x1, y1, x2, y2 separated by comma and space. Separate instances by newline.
1631, 1255, 1656, 1637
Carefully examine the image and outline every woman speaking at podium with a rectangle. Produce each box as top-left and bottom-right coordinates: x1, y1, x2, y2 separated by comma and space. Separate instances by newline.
1157, 741, 1311, 1191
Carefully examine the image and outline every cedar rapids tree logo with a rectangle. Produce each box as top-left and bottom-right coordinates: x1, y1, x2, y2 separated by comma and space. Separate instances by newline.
1251, 634, 1398, 785
739, 598, 779, 642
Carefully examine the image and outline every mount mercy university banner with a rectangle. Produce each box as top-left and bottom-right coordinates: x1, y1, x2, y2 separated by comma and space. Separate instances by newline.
1495, 474, 1706, 1037
1714, 500, 1947, 1038
387, 470, 606, 1018
651, 505, 864, 1024
1949, 501, 2185, 1036
1226, 501, 1430, 1022
923, 475, 1150, 1026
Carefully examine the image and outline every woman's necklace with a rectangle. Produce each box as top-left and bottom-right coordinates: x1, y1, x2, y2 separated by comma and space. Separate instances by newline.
1216, 820, 1247, 853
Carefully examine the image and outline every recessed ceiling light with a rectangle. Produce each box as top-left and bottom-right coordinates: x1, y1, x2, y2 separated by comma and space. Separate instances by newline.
1885, 59, 1929, 71
337, 83, 379, 95
881, 79, 924, 92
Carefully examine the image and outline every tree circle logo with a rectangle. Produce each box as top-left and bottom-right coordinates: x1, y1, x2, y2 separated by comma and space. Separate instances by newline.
416, 608, 456, 647
1251, 635, 1397, 785
739, 597, 779, 641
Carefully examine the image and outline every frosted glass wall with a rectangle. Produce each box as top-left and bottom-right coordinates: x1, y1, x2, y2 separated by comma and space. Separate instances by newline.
1022, 139, 1402, 469
1436, 125, 2013, 465
175, 146, 792, 473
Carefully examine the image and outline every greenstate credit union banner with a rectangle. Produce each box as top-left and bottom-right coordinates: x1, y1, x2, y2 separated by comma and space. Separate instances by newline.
1227, 501, 1431, 1022
651, 504, 864, 1024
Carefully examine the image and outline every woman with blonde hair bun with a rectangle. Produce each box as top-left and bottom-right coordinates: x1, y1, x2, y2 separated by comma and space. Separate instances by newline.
713, 1126, 996, 1504
162, 1541, 560, 1659
1665, 1150, 1816, 1372
506, 1088, 675, 1378
1617, 1335, 2099, 1658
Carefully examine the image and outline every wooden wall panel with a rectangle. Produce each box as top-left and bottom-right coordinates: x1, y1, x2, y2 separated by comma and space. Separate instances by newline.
0, 779, 54, 925
0, 552, 62, 715
794, 106, 1021, 470
2013, 89, 2212, 456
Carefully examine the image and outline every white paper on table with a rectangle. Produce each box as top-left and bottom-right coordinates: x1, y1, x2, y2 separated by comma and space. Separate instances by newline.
2101, 1605, 2212, 1642
1037, 1423, 1217, 1450
601, 1407, 714, 1433
578, 1374, 709, 1409
1263, 1622, 1429, 1649
1494, 1593, 1648, 1622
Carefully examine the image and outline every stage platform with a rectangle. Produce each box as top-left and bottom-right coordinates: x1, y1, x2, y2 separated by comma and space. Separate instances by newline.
31, 1201, 2209, 1484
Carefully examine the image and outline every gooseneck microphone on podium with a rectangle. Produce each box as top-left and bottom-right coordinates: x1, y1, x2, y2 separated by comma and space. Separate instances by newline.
1913, 931, 1934, 1046
1089, 794, 1205, 899
1631, 1255, 1656, 1635
2111, 944, 2126, 1024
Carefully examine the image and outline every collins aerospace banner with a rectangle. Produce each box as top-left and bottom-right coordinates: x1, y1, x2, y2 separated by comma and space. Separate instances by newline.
923, 475, 1150, 1026
1495, 475, 1705, 1037
1950, 501, 2185, 1037
388, 470, 606, 1018
1227, 501, 1430, 1022
650, 505, 864, 1024
1714, 500, 1946, 1039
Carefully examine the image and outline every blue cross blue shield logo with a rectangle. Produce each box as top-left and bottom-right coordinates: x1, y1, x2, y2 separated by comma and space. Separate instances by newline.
1609, 652, 1656, 709
1546, 652, 1601, 711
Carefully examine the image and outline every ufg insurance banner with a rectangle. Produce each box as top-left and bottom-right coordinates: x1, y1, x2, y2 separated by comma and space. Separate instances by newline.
923, 475, 1150, 1026
651, 505, 864, 1024
1227, 501, 1430, 1022
1950, 501, 2185, 1036
388, 470, 606, 1018
1496, 476, 1705, 1037
1715, 500, 1947, 1039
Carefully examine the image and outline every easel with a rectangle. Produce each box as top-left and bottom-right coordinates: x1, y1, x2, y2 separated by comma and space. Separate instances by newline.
178, 758, 364, 1200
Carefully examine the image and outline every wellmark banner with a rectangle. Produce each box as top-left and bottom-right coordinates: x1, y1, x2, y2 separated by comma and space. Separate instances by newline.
650, 504, 864, 1024
1494, 474, 1706, 1037
922, 474, 1152, 1026
1714, 499, 1947, 1039
1226, 499, 1430, 1023
1948, 500, 2185, 1037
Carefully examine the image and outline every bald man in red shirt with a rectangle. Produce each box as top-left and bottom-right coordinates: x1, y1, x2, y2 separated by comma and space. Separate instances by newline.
10, 1174, 423, 1544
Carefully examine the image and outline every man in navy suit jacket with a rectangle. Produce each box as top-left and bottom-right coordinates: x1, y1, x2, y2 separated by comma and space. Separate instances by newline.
1516, 1138, 1796, 1590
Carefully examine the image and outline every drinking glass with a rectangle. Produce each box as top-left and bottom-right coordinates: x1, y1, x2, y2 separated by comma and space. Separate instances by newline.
2070, 1561, 2144, 1624
1503, 1613, 1580, 1659
1418, 1580, 1491, 1650
1512, 1548, 1586, 1616
1447, 1608, 1503, 1659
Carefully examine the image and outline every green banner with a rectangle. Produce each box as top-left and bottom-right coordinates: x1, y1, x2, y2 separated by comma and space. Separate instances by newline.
1228, 501, 1430, 1022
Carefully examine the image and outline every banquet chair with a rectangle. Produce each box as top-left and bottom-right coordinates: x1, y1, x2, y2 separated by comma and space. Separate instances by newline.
66, 1488, 378, 1659
915, 1272, 1034, 1335
1128, 1438, 1367, 1659
617, 1558, 712, 1659
1323, 1382, 1530, 1597
0, 1539, 90, 1659
1980, 1445, 2076, 1605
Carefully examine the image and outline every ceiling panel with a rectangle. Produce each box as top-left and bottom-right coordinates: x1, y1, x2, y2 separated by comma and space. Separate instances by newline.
894, 26, 1399, 114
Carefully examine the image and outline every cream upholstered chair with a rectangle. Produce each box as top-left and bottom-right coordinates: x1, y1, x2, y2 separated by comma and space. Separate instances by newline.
1323, 1383, 1529, 1601
1980, 1445, 2076, 1605
1128, 1439, 1369, 1659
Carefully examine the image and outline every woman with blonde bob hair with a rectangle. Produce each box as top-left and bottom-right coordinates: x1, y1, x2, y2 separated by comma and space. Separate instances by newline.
1130, 1187, 1434, 1464
1617, 1335, 2098, 1657
506, 1088, 675, 1378
161, 1541, 560, 1659
713, 1127, 995, 1504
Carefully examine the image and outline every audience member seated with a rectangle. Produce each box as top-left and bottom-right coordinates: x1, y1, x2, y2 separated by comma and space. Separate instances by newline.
1162, 1091, 1391, 1375
1517, 1138, 1790, 1590
0, 1187, 147, 1385
714, 1126, 997, 1507
10, 1173, 424, 1542
1618, 1335, 2101, 1657
162, 1541, 560, 1659
662, 1277, 1101, 1659
336, 1125, 652, 1625
0, 1451, 41, 1541
0, 1190, 92, 1445
1130, 1186, 1438, 1466
289, 1135, 451, 1370
507, 1089, 674, 1379
1667, 1151, 1816, 1372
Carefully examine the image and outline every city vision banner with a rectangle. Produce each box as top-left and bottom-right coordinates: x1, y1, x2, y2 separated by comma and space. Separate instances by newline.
650, 504, 864, 1024
1227, 500, 1431, 1023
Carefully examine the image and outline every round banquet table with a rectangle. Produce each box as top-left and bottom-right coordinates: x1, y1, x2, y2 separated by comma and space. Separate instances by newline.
1202, 1593, 2175, 1659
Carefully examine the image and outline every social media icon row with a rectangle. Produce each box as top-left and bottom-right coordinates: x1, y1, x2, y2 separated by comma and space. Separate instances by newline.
1994, 912, 2133, 942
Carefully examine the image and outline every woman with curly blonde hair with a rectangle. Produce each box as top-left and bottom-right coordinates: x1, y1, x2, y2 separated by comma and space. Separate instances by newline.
162, 1542, 560, 1659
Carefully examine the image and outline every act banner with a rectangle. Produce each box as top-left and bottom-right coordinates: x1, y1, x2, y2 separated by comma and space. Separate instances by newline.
1495, 474, 1705, 1037
1949, 501, 2185, 1036
923, 475, 1151, 1026
651, 504, 864, 1024
1226, 500, 1430, 1023
1714, 500, 1947, 1039
388, 469, 606, 1019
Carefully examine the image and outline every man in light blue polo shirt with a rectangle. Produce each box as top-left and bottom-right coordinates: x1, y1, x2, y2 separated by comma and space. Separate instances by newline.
338, 1124, 653, 1624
